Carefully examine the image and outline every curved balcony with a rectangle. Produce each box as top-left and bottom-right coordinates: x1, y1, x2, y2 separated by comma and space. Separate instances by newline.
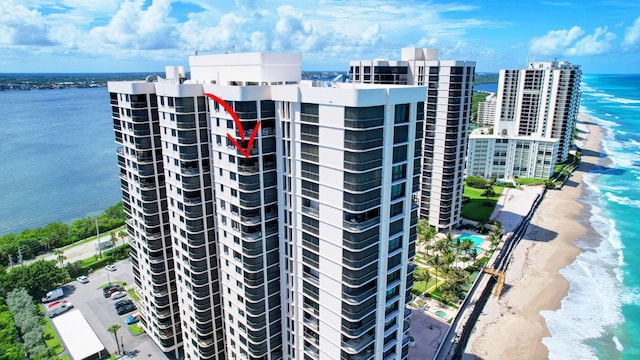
343, 333, 374, 355
184, 196, 202, 205
343, 284, 377, 306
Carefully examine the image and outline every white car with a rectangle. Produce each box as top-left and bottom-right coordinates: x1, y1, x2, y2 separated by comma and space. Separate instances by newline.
105, 264, 116, 271
45, 301, 73, 318
110, 290, 127, 299
76, 276, 89, 284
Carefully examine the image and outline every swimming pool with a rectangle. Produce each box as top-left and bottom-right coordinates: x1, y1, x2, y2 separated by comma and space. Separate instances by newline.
455, 233, 485, 248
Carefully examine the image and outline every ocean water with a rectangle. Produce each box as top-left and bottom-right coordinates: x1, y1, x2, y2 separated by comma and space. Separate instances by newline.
0, 87, 121, 235
541, 74, 640, 359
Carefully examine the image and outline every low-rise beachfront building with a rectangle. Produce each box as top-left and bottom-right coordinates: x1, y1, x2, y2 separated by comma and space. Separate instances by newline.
466, 131, 558, 179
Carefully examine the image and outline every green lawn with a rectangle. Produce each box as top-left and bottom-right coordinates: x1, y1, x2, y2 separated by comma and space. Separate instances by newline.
43, 317, 64, 357
515, 178, 545, 185
98, 280, 127, 289
128, 289, 140, 301
461, 185, 503, 222
128, 324, 144, 335
411, 276, 439, 296
61, 225, 126, 250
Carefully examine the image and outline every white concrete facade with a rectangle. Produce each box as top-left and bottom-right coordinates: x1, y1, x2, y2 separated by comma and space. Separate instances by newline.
109, 52, 423, 360
107, 80, 183, 355
350, 48, 476, 231
466, 132, 558, 179
494, 61, 581, 162
466, 60, 580, 180
477, 93, 496, 126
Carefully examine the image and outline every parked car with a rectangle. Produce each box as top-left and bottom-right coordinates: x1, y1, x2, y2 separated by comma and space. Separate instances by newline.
103, 284, 122, 298
116, 304, 137, 315
105, 264, 116, 271
110, 291, 127, 300
76, 276, 89, 284
45, 301, 73, 318
114, 299, 133, 309
41, 288, 64, 303
125, 313, 140, 324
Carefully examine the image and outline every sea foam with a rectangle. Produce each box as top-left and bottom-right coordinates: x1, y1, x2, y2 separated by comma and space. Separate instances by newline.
542, 173, 625, 359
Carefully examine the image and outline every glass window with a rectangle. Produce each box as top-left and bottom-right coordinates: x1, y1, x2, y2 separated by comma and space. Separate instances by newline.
391, 183, 405, 200
394, 104, 409, 124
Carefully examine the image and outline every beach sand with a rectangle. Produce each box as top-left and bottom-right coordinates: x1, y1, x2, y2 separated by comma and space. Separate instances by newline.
463, 114, 603, 360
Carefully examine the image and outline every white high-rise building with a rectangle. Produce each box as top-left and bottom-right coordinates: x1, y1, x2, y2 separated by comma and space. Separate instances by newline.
350, 48, 476, 231
476, 93, 496, 126
466, 60, 581, 180
494, 60, 581, 162
109, 52, 424, 360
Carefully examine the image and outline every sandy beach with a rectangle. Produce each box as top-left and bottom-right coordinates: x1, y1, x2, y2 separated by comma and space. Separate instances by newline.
464, 114, 604, 360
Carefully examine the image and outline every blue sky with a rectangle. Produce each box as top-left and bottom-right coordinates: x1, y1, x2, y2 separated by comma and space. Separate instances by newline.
1, 0, 639, 73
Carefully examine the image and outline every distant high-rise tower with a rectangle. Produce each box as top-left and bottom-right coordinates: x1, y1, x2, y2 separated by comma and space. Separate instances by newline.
494, 61, 582, 162
109, 52, 424, 359
477, 93, 496, 126
466, 60, 581, 180
350, 48, 476, 231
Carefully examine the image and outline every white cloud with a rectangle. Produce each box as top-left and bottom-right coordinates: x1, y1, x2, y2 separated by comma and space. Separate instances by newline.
529, 26, 584, 56
89, 0, 179, 50
180, 12, 248, 52
622, 16, 640, 50
565, 27, 615, 55
529, 26, 616, 56
0, 1, 54, 46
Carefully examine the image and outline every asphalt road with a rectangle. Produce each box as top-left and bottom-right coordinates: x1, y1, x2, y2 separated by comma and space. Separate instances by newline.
52, 258, 168, 359
34, 234, 124, 265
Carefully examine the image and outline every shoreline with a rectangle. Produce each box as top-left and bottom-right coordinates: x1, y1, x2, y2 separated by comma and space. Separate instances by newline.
464, 113, 604, 359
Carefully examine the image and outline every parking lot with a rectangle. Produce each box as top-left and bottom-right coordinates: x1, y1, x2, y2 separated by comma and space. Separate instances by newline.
52, 258, 168, 359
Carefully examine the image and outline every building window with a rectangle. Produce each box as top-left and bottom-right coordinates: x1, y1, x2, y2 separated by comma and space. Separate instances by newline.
394, 104, 409, 124
391, 183, 405, 200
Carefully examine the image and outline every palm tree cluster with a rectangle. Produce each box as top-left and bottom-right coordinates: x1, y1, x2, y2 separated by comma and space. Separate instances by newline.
414, 219, 503, 304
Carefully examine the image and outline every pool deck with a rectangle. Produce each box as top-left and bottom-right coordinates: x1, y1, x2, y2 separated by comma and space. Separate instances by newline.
408, 305, 451, 360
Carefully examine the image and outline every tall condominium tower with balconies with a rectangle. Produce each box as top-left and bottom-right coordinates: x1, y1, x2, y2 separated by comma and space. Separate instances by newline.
108, 52, 424, 360
466, 60, 581, 180
109, 81, 184, 355
494, 60, 581, 162
350, 48, 475, 232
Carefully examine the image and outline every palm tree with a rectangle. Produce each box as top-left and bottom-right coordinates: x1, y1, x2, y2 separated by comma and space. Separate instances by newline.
107, 324, 121, 354
434, 237, 449, 256
417, 219, 437, 256
110, 232, 117, 256
452, 234, 462, 268
478, 219, 487, 233
54, 249, 66, 267
460, 239, 474, 266
424, 225, 437, 256
429, 254, 444, 292
469, 247, 479, 265
118, 229, 127, 246
446, 268, 470, 301
488, 227, 503, 250
414, 269, 432, 296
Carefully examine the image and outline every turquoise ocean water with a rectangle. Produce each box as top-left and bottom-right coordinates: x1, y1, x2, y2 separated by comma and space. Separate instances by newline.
541, 75, 640, 359
0, 87, 121, 235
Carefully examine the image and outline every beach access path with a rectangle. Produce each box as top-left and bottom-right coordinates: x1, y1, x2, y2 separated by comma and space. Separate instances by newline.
463, 114, 602, 359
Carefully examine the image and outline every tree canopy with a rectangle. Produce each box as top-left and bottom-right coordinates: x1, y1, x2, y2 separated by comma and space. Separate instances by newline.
0, 202, 125, 267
